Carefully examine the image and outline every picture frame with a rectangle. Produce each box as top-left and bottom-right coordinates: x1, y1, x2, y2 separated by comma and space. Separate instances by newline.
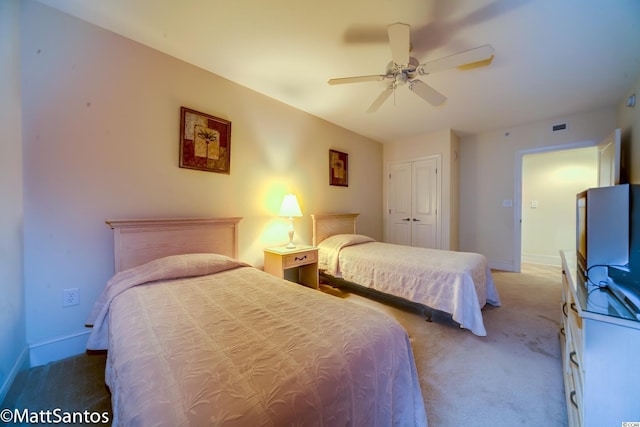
179, 106, 232, 174
329, 149, 348, 187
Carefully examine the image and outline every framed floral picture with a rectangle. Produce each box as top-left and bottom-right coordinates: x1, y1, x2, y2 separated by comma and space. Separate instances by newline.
179, 107, 232, 174
329, 149, 348, 187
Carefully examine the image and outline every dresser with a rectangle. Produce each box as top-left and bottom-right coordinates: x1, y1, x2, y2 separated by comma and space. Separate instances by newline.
559, 250, 640, 427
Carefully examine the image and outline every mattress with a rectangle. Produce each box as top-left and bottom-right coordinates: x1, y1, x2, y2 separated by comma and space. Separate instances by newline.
86, 253, 427, 426
318, 234, 501, 336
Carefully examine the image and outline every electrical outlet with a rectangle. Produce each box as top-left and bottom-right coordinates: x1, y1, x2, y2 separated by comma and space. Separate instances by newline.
63, 288, 80, 307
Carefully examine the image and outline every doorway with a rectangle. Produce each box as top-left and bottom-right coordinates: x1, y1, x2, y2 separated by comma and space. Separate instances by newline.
520, 147, 598, 267
514, 129, 623, 271
513, 141, 596, 273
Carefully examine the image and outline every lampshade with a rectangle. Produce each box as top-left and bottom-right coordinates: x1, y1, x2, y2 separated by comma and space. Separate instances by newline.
279, 194, 302, 218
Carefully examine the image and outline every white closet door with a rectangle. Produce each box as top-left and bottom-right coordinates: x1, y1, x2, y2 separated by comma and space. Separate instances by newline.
387, 157, 439, 248
388, 162, 412, 246
412, 158, 438, 248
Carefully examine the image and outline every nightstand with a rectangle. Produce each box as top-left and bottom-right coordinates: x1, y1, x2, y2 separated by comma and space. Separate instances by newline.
264, 245, 319, 289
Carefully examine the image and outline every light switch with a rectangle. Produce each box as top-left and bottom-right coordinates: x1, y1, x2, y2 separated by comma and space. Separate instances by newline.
531, 200, 538, 208
502, 199, 513, 208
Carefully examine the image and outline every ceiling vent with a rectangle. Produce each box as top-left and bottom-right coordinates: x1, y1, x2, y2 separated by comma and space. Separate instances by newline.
552, 123, 568, 132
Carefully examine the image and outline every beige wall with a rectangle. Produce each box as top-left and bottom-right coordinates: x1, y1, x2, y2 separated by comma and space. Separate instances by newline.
0, 0, 27, 401
459, 108, 617, 271
383, 128, 459, 250
20, 1, 382, 364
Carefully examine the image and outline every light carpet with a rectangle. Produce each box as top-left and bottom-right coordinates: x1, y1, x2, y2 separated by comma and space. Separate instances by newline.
326, 262, 568, 427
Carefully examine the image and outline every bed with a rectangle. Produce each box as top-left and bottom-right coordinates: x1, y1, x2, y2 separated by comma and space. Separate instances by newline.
312, 214, 501, 337
86, 217, 427, 427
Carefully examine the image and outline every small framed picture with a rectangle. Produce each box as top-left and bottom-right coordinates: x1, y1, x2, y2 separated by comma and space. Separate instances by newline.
329, 149, 348, 187
179, 107, 232, 174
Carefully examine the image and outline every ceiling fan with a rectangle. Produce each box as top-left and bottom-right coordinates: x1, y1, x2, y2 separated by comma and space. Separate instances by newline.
328, 22, 495, 113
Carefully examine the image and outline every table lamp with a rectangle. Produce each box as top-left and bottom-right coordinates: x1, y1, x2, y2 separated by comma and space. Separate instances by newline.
279, 194, 303, 249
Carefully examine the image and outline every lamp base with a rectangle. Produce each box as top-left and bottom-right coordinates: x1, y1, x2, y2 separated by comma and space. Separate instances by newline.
286, 219, 296, 249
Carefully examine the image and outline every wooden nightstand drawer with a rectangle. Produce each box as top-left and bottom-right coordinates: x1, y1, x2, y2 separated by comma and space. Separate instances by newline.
283, 250, 317, 268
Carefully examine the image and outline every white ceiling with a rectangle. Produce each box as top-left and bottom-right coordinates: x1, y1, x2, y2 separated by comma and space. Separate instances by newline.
36, 0, 640, 143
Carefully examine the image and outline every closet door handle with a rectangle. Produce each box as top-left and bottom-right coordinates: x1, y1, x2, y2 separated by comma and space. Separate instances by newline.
412, 218, 421, 222
402, 218, 410, 221
562, 303, 568, 317
569, 351, 580, 368
570, 391, 579, 409
570, 303, 578, 314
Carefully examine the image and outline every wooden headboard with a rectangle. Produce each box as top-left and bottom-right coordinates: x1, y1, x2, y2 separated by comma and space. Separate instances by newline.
311, 213, 359, 246
106, 217, 242, 273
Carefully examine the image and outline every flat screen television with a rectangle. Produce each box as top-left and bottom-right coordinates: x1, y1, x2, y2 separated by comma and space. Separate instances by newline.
576, 184, 629, 285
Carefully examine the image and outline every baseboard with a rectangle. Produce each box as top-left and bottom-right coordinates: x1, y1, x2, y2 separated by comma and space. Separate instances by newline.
29, 329, 90, 368
0, 344, 29, 405
522, 253, 561, 267
488, 259, 515, 271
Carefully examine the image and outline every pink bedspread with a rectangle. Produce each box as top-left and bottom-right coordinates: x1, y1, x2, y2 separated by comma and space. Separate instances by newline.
87, 254, 428, 426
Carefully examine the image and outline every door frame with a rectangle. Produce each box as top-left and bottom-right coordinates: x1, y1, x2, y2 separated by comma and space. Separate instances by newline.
513, 140, 597, 273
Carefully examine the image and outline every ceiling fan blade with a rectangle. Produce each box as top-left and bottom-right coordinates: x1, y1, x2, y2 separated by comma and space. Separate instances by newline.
388, 22, 410, 66
328, 75, 386, 85
409, 80, 446, 106
366, 85, 394, 113
418, 44, 494, 75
